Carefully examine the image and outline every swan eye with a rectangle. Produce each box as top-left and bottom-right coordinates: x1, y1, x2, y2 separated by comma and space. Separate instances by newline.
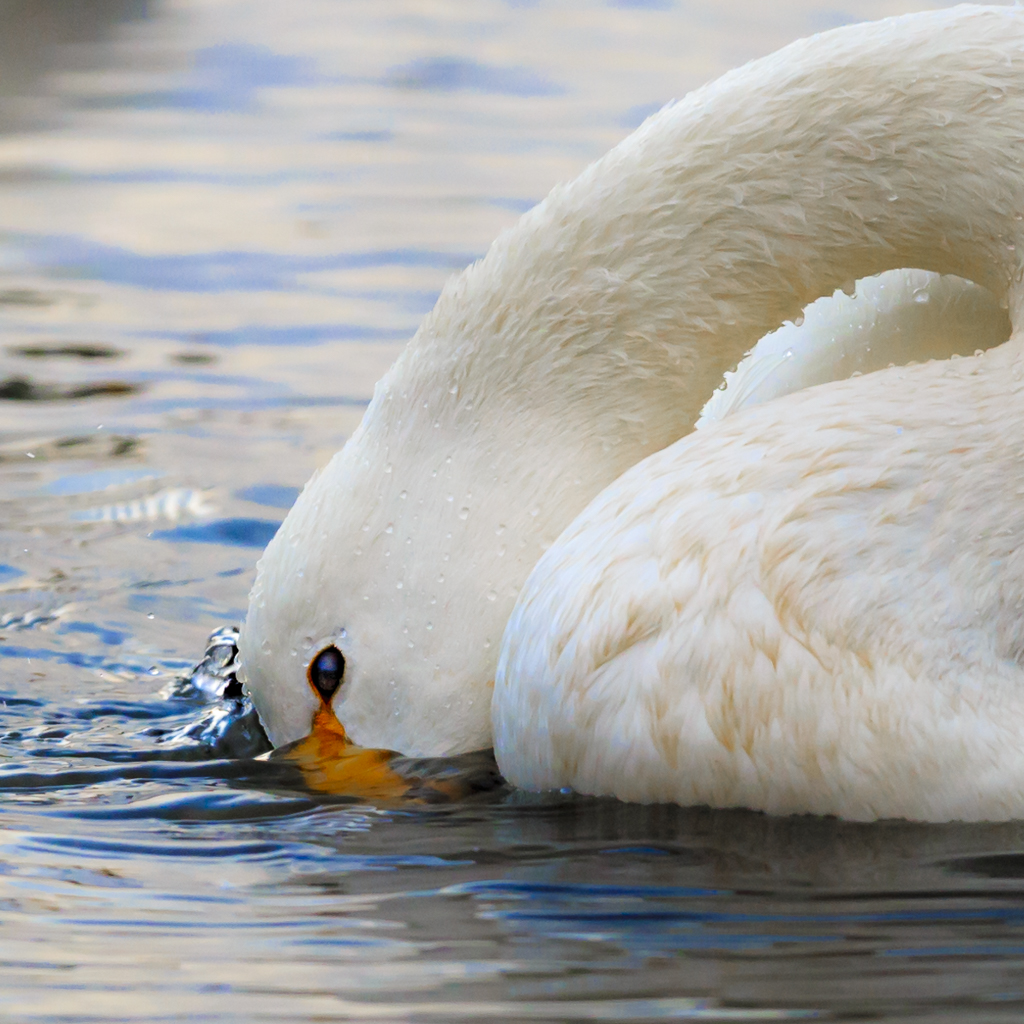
308, 645, 345, 703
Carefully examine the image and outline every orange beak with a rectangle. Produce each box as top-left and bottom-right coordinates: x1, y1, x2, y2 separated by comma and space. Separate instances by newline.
269, 703, 415, 799
266, 699, 504, 803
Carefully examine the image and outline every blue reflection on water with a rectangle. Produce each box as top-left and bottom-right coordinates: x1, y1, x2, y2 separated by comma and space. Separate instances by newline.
0, 643, 144, 672
126, 593, 245, 624
84, 43, 314, 113
610, 0, 676, 9
7, 233, 478, 293
0, 564, 25, 584
59, 621, 128, 646
151, 518, 280, 548
236, 484, 299, 510
384, 56, 563, 96
166, 324, 407, 346
44, 467, 163, 496
322, 129, 395, 143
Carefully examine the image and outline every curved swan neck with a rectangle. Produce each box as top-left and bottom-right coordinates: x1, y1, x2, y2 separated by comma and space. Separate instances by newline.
404, 5, 1024, 444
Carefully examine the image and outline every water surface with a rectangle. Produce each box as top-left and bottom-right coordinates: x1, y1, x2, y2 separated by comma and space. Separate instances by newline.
1, 1, 1020, 1020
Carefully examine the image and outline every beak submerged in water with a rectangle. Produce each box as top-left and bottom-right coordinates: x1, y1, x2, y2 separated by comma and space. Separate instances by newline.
267, 704, 412, 798
189, 626, 503, 802
265, 701, 505, 803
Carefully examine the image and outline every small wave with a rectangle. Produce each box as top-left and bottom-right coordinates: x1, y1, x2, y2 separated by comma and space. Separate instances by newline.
72, 487, 216, 523
22, 831, 309, 861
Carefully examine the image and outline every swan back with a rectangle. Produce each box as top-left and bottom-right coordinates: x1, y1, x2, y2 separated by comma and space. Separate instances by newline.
697, 270, 1010, 428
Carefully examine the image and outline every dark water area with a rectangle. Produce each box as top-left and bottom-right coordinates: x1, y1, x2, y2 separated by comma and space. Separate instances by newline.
2, 0, 1023, 1020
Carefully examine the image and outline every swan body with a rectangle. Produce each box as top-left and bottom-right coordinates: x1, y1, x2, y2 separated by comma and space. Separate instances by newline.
241, 5, 1024, 821
496, 342, 1024, 820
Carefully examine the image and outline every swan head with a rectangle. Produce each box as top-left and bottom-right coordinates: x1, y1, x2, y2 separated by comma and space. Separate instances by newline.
239, 430, 497, 754
237, 336, 576, 756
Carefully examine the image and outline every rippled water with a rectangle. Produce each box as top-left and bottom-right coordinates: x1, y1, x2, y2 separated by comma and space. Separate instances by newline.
3, 1, 1023, 1020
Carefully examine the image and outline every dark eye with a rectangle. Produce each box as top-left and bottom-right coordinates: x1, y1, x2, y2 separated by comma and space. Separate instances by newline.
308, 645, 345, 703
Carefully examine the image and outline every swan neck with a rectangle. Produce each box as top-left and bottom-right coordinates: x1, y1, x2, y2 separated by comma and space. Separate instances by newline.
415, 7, 1024, 447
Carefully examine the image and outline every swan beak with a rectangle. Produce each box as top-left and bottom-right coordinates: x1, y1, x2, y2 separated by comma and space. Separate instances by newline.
266, 703, 506, 802
267, 704, 416, 800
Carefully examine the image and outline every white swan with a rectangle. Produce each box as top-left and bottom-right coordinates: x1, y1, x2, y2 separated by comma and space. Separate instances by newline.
240, 5, 1024, 821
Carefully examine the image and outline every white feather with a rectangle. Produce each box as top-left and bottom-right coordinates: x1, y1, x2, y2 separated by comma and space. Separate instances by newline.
695, 269, 1008, 428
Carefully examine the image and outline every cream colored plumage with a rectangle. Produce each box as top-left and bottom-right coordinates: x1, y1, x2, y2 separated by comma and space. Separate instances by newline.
240, 5, 1024, 821
695, 269, 1009, 429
